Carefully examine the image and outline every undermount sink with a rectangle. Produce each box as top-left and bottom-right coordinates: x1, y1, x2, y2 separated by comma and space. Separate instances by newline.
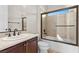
1, 34, 29, 40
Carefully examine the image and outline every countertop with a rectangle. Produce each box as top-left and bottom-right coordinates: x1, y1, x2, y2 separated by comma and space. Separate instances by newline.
0, 33, 39, 51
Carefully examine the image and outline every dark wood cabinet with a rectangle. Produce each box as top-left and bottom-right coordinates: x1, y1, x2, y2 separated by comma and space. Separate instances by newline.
7, 42, 26, 53
28, 37, 38, 53
0, 37, 38, 53
0, 42, 26, 53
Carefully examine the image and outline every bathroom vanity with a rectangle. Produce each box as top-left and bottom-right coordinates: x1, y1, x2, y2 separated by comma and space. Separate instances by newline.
0, 33, 38, 53
0, 6, 39, 53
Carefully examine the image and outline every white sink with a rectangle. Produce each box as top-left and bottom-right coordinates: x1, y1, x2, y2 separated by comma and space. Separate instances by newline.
1, 34, 29, 40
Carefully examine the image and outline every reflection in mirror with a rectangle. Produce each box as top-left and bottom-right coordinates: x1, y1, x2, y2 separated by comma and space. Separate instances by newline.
41, 6, 78, 45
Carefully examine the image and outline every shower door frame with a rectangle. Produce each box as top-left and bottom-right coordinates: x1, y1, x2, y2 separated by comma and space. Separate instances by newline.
41, 5, 78, 46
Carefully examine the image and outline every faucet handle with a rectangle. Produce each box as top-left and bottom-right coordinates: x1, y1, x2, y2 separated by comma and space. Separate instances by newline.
17, 31, 21, 35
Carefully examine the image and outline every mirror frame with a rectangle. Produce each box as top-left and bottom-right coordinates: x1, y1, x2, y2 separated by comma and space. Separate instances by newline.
41, 5, 78, 46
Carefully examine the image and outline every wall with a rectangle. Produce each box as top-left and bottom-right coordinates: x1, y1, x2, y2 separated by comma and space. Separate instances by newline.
8, 5, 38, 33
8, 6, 23, 31
25, 5, 38, 33
0, 5, 8, 32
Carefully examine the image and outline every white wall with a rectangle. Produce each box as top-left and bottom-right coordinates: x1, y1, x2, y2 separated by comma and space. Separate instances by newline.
8, 5, 38, 33
0, 5, 8, 32
26, 6, 38, 33
37, 5, 47, 35
8, 6, 25, 31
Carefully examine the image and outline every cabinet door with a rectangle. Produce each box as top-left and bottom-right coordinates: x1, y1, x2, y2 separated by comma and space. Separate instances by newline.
1, 42, 26, 53
0, 37, 38, 53
8, 42, 26, 53
28, 37, 38, 53
24, 41, 29, 53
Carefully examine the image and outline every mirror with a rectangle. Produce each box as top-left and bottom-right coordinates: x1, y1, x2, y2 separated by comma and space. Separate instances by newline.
41, 6, 78, 45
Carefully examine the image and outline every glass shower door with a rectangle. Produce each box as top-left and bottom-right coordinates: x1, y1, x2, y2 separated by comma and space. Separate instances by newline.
56, 8, 77, 44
